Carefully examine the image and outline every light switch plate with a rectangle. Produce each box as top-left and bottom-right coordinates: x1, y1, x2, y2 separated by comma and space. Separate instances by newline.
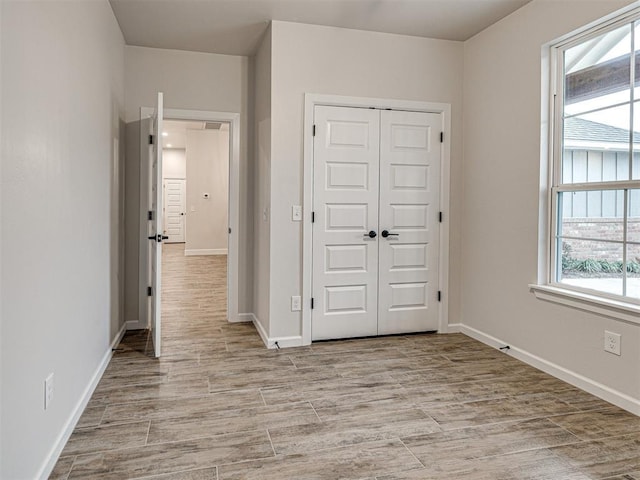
292, 205, 302, 221
291, 295, 301, 311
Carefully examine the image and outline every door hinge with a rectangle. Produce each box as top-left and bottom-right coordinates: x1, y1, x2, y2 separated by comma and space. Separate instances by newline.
149, 134, 155, 145
312, 124, 316, 137
228, 227, 231, 234
440, 132, 444, 143
147, 286, 153, 297
439, 211, 443, 223
311, 298, 314, 309
148, 210, 154, 221
437, 291, 442, 302
311, 211, 315, 223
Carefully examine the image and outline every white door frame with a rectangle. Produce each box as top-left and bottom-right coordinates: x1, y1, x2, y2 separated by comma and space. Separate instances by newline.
138, 107, 241, 325
302, 93, 452, 345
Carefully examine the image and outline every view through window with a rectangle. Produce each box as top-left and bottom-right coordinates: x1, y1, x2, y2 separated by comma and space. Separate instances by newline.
552, 14, 640, 302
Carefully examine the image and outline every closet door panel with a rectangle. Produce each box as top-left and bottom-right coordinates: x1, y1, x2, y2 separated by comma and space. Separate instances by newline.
312, 106, 380, 340
378, 110, 441, 335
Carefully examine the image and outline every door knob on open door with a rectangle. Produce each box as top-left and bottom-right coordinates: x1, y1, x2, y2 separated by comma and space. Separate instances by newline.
381, 230, 399, 238
148, 234, 169, 242
364, 230, 377, 239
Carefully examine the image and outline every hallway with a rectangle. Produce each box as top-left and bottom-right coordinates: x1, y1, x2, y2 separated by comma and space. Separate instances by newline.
49, 246, 640, 479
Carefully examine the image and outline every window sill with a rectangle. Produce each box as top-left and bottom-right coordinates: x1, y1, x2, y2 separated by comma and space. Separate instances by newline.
529, 284, 640, 326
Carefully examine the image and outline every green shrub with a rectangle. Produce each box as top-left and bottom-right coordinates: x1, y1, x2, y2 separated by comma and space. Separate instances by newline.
561, 252, 640, 275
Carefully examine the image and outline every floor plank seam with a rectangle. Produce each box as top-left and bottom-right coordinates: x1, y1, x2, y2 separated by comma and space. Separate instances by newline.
143, 428, 273, 451
258, 389, 268, 407
144, 420, 152, 446
473, 437, 585, 462
60, 455, 76, 480
399, 437, 426, 468
265, 428, 277, 456
426, 412, 576, 433
308, 401, 323, 422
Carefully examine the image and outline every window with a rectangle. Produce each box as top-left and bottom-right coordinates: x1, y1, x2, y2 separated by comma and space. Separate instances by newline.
549, 10, 640, 304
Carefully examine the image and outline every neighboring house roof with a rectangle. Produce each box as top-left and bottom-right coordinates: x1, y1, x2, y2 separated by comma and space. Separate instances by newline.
564, 117, 636, 145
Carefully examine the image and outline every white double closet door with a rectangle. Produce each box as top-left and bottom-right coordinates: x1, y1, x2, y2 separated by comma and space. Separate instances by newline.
312, 105, 441, 341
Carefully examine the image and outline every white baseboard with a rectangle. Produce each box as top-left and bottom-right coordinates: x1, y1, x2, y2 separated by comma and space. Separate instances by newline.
113, 322, 128, 348
445, 323, 462, 333
38, 321, 127, 479
251, 313, 269, 346
246, 313, 303, 349
229, 313, 254, 323
459, 323, 640, 416
184, 248, 228, 256
267, 335, 304, 349
125, 319, 145, 330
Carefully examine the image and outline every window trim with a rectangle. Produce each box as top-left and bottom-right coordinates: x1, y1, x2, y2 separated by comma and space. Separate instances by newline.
535, 4, 640, 319
529, 284, 640, 326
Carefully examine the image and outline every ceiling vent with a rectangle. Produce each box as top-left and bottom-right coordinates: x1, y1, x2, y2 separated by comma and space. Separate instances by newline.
204, 122, 222, 130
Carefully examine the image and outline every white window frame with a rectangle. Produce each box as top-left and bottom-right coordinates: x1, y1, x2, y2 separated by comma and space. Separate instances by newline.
532, 5, 640, 325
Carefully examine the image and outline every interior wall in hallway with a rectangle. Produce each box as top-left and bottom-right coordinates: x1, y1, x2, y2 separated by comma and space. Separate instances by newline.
185, 128, 229, 254
163, 148, 186, 180
0, 1, 125, 477
267, 21, 464, 339
123, 45, 253, 324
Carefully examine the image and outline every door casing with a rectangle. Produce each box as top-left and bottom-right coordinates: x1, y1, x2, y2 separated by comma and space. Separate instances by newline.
302, 94, 452, 345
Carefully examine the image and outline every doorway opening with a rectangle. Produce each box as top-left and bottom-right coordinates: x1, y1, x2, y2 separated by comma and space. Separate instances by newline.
138, 104, 241, 357
160, 119, 231, 345
160, 119, 230, 255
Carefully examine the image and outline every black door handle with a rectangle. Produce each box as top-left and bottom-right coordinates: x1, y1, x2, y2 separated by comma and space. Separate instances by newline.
365, 230, 377, 238
148, 234, 169, 242
381, 230, 399, 238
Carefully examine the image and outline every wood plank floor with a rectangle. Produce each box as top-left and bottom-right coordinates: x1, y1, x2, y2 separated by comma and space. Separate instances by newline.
50, 243, 640, 479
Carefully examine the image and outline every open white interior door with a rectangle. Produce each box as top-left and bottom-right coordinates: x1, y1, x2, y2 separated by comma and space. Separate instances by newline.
148, 92, 164, 357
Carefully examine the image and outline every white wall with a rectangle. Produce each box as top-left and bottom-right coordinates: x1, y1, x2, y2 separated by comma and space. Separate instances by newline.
253, 26, 272, 333
462, 0, 640, 405
162, 148, 186, 179
0, 1, 4, 474
124, 46, 252, 323
185, 129, 229, 253
268, 21, 464, 339
0, 1, 125, 477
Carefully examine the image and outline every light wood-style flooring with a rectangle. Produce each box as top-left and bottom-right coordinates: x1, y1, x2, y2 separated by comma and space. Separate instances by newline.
50, 243, 640, 479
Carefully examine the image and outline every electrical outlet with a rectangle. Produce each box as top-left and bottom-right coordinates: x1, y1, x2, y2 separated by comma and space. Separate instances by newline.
291, 295, 301, 312
44, 373, 54, 410
604, 331, 621, 356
